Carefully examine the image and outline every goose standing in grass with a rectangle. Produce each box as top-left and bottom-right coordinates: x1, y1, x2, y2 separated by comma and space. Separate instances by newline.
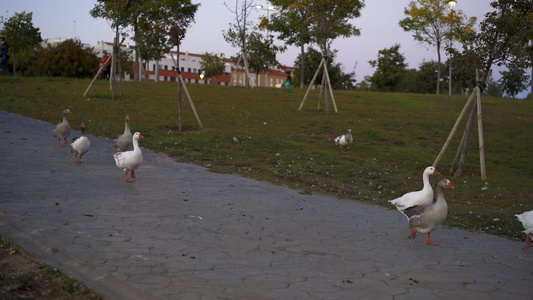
113, 132, 144, 182
389, 166, 440, 212
70, 122, 90, 164
515, 210, 533, 247
52, 108, 72, 146
403, 178, 454, 246
114, 114, 133, 152
334, 129, 353, 152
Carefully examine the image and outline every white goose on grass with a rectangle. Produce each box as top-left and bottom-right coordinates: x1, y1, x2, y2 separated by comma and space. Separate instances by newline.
389, 166, 440, 213
70, 122, 90, 164
515, 210, 533, 247
52, 108, 72, 147
334, 129, 353, 152
113, 132, 144, 182
114, 114, 133, 153
403, 178, 454, 246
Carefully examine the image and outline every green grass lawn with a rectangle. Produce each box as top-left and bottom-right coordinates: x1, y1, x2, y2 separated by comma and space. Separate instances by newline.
1, 76, 532, 241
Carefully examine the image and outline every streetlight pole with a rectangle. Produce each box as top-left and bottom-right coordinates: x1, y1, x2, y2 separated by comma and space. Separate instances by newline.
448, 0, 457, 96
256, 4, 276, 87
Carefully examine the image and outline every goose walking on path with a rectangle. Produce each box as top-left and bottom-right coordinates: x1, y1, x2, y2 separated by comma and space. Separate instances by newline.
113, 132, 144, 182
389, 166, 440, 212
114, 115, 133, 153
52, 108, 72, 146
334, 129, 353, 152
403, 178, 454, 246
515, 210, 533, 247
70, 123, 90, 164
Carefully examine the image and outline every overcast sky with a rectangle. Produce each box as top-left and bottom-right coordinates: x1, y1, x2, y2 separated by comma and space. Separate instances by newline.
2, 0, 530, 96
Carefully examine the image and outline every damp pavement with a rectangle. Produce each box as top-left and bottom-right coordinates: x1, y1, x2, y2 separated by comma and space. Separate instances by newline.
0, 111, 531, 300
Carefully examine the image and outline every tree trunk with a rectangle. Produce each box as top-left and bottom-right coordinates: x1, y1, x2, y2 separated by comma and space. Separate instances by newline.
299, 44, 305, 89
177, 46, 183, 132
436, 41, 441, 95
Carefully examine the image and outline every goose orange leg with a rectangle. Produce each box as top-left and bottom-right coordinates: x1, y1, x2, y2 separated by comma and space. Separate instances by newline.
125, 172, 134, 182
409, 224, 417, 238
426, 232, 438, 246
526, 235, 532, 247
130, 170, 136, 179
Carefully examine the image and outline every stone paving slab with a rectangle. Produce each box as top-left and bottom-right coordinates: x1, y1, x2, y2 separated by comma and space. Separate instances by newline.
0, 111, 531, 299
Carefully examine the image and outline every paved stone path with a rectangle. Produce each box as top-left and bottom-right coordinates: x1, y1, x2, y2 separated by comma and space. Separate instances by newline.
0, 111, 531, 299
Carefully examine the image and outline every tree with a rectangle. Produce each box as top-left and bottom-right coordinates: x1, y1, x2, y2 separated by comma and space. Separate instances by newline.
454, 0, 533, 177
29, 39, 99, 78
268, 0, 313, 88
0, 11, 42, 76
293, 47, 353, 90
368, 44, 408, 92
162, 1, 200, 132
246, 30, 282, 86
223, 0, 256, 88
415, 61, 442, 93
199, 53, 226, 84
306, 0, 364, 112
500, 64, 529, 98
399, 0, 476, 94
486, 76, 504, 97
293, 47, 322, 87
446, 48, 482, 95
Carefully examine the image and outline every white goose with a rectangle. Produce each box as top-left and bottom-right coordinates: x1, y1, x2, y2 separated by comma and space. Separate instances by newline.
113, 132, 144, 182
114, 115, 133, 153
70, 122, 90, 164
334, 129, 353, 152
52, 108, 72, 146
389, 166, 440, 212
515, 210, 533, 247
403, 179, 454, 246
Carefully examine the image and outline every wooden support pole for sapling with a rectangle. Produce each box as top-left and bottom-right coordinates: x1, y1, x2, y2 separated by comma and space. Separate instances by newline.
476, 82, 486, 179
171, 54, 203, 129
83, 52, 113, 97
323, 61, 338, 113
299, 58, 325, 111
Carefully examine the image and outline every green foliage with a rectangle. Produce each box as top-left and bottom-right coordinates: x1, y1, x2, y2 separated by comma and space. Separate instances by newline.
246, 30, 283, 81
1, 78, 532, 240
486, 77, 504, 97
369, 44, 408, 92
307, 0, 364, 53
446, 48, 482, 95
0, 11, 42, 75
293, 47, 353, 89
268, 0, 312, 48
199, 52, 226, 83
268, 0, 364, 88
465, 0, 532, 91
412, 61, 440, 93
399, 0, 476, 94
222, 0, 256, 49
91, 0, 199, 62
499, 65, 530, 98
28, 39, 99, 78
165, 1, 200, 49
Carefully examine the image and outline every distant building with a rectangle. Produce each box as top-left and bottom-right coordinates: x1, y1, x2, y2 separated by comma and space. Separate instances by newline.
94, 41, 293, 87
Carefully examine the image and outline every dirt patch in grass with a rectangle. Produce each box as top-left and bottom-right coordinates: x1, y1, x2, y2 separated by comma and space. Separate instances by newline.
0, 235, 106, 300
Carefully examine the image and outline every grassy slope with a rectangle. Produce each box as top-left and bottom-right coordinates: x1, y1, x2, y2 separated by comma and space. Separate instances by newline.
1, 76, 532, 240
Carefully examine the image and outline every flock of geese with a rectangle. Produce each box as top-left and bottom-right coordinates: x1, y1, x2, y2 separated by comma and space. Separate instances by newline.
52, 108, 144, 183
52, 110, 532, 247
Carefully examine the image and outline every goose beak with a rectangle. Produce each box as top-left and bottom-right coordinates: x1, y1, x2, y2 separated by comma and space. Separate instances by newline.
139, 134, 145, 139
434, 169, 440, 175
448, 182, 455, 189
